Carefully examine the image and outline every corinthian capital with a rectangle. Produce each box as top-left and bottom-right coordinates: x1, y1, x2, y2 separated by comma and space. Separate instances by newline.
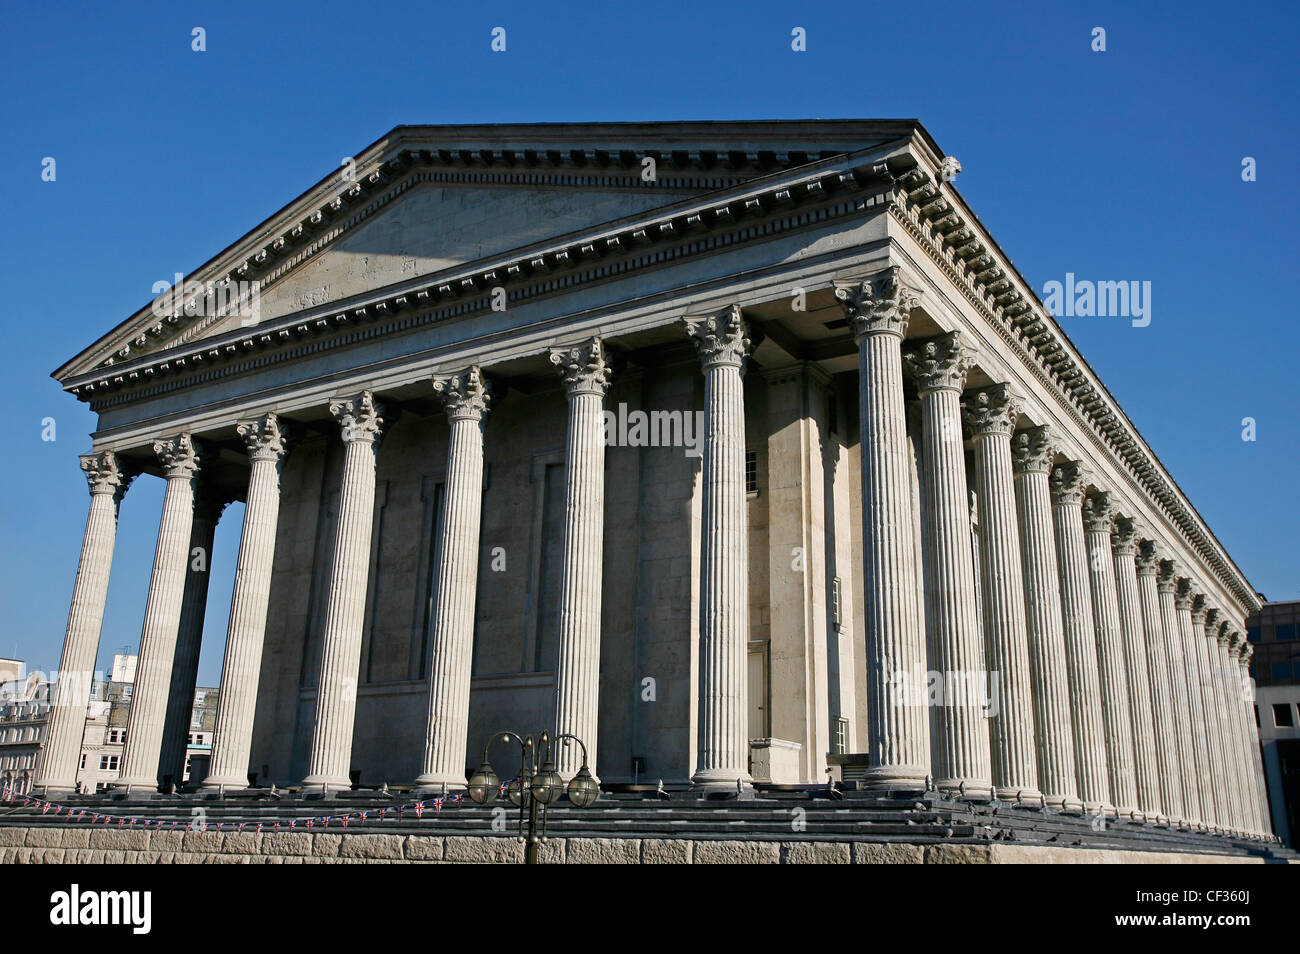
1110, 516, 1138, 555
904, 331, 975, 395
683, 305, 750, 370
1011, 425, 1056, 475
1156, 559, 1178, 594
1175, 577, 1193, 610
1082, 491, 1115, 534
1191, 594, 1208, 625
1049, 459, 1089, 507
80, 451, 133, 500
330, 391, 386, 444
549, 338, 613, 396
833, 267, 920, 340
962, 383, 1021, 438
1134, 540, 1161, 575
434, 366, 493, 421
237, 412, 291, 464
153, 434, 202, 480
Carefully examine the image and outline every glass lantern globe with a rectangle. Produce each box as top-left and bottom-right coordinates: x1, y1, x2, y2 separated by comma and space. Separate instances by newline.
466, 763, 499, 805
506, 777, 529, 807
531, 761, 565, 805
566, 766, 600, 808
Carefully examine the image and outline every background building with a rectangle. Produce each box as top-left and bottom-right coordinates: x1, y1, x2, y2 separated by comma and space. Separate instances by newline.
1248, 598, 1300, 846
0, 665, 51, 793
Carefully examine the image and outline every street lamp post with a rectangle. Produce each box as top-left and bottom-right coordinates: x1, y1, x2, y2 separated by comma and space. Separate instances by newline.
467, 730, 599, 864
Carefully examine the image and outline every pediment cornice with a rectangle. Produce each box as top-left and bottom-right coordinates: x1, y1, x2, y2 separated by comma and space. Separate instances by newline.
61, 141, 920, 406
56, 120, 931, 379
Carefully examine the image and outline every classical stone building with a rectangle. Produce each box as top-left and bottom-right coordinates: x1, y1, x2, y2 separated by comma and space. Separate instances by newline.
33, 120, 1274, 839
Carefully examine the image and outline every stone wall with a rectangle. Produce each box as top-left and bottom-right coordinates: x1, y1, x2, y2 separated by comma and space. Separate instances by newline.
0, 828, 1264, 864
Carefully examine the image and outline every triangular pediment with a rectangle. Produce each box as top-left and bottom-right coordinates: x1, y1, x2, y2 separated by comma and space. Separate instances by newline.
165, 178, 696, 350
56, 120, 932, 380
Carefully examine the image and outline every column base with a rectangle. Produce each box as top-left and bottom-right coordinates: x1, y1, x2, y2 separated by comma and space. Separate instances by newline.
1115, 807, 1144, 822
934, 778, 993, 801
31, 782, 77, 796
412, 774, 468, 795
200, 775, 250, 792
993, 786, 1044, 806
300, 775, 352, 796
863, 766, 929, 794
691, 768, 753, 793
109, 778, 159, 795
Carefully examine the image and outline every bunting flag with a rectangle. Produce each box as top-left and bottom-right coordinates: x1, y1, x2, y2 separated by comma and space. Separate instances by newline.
1, 785, 490, 833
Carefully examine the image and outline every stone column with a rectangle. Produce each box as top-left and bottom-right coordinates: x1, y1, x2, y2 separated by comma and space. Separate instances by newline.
302, 392, 386, 793
904, 332, 991, 798
1239, 642, 1270, 836
1049, 461, 1111, 814
1158, 560, 1200, 825
412, 370, 491, 793
116, 436, 203, 791
158, 487, 224, 788
685, 306, 752, 791
1112, 521, 1161, 820
1191, 599, 1227, 831
1229, 636, 1262, 835
963, 385, 1040, 803
1211, 622, 1247, 833
1011, 425, 1078, 808
1175, 579, 1214, 829
1082, 493, 1139, 818
549, 340, 613, 780
33, 453, 133, 793
834, 271, 929, 792
204, 414, 291, 791
1135, 542, 1183, 824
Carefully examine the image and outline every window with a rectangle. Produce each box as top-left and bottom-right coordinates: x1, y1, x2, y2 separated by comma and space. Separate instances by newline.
98, 755, 119, 771
107, 728, 124, 744
745, 450, 758, 496
1274, 704, 1295, 728
1271, 663, 1292, 682
831, 577, 843, 630
1247, 625, 1262, 643
79, 754, 86, 769
1277, 623, 1298, 641
833, 717, 849, 755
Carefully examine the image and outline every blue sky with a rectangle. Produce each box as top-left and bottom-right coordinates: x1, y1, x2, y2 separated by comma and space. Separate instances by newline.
1, 0, 1296, 686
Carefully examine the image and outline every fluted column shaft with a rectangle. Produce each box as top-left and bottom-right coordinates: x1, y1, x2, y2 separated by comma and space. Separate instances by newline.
1112, 527, 1161, 819
411, 371, 491, 792
1238, 645, 1270, 836
1050, 463, 1111, 813
1176, 583, 1214, 828
1158, 563, 1200, 824
1084, 497, 1139, 817
117, 436, 203, 791
686, 308, 751, 790
204, 414, 290, 790
964, 386, 1040, 802
906, 333, 990, 797
1191, 605, 1227, 830
158, 499, 219, 787
1136, 546, 1183, 823
549, 342, 612, 779
302, 392, 386, 792
34, 453, 131, 793
1012, 427, 1078, 807
1209, 631, 1243, 832
835, 272, 929, 791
